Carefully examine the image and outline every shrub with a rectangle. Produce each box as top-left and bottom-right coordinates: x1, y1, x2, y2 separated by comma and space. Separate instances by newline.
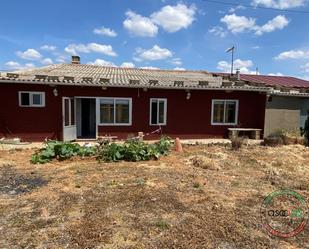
264, 129, 285, 146
97, 142, 124, 162
231, 137, 243, 150
31, 141, 96, 164
264, 128, 304, 146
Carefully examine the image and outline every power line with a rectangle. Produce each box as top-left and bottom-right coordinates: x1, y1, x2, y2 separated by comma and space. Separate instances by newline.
203, 0, 309, 14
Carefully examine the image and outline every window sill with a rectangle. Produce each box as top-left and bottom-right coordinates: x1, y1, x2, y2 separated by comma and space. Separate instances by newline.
150, 124, 166, 126
99, 123, 132, 126
211, 123, 237, 126
19, 105, 45, 108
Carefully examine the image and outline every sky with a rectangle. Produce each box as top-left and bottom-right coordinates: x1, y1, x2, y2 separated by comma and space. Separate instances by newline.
0, 0, 309, 79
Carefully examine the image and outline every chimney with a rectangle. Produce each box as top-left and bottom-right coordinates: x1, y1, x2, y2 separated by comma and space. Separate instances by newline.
71, 56, 80, 64
236, 69, 240, 80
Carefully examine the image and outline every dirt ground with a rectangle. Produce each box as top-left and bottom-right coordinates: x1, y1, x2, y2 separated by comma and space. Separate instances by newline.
0, 144, 308, 249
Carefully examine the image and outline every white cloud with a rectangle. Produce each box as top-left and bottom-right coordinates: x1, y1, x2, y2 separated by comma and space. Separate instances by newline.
123, 10, 158, 37
221, 14, 256, 33
93, 26, 117, 37
275, 49, 309, 60
217, 59, 256, 74
301, 63, 309, 73
252, 0, 306, 9
40, 45, 57, 51
254, 15, 289, 35
5, 61, 35, 70
25, 63, 35, 68
229, 5, 246, 13
135, 45, 173, 61
120, 62, 135, 68
209, 26, 228, 38
174, 67, 186, 71
56, 55, 67, 63
41, 58, 53, 65
221, 14, 289, 35
252, 45, 261, 49
16, 48, 42, 60
170, 58, 182, 66
151, 4, 196, 32
268, 72, 284, 76
140, 66, 160, 70
87, 59, 116, 67
65, 43, 117, 56
5, 61, 20, 69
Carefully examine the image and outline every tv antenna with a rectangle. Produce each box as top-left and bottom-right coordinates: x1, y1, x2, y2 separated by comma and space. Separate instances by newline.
226, 46, 235, 76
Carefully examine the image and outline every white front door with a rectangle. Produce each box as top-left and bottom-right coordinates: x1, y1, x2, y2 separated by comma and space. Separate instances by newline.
62, 97, 77, 141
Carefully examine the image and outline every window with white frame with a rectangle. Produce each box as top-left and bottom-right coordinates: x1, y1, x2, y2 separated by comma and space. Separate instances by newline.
150, 98, 167, 125
19, 92, 45, 107
99, 98, 131, 125
211, 99, 238, 125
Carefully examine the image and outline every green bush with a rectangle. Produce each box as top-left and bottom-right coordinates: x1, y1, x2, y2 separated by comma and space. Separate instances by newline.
97, 142, 124, 162
31, 141, 96, 164
97, 136, 172, 162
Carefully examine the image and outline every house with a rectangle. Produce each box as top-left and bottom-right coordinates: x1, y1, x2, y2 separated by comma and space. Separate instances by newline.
213, 73, 309, 137
0, 56, 308, 142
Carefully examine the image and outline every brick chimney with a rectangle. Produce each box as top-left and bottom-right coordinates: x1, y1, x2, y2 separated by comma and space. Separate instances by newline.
71, 56, 80, 64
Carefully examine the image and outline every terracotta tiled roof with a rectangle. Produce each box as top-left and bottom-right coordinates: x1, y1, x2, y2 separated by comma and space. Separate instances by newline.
214, 73, 309, 89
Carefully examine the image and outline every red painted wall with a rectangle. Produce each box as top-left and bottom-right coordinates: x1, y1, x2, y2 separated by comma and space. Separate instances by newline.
0, 83, 266, 141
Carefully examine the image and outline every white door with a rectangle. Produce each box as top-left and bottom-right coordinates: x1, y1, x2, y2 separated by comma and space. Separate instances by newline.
62, 97, 77, 141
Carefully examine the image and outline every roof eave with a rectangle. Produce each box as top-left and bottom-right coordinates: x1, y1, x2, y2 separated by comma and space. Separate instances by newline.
0, 79, 270, 92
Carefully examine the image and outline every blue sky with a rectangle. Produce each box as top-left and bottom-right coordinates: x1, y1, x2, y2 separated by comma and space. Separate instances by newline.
0, 0, 309, 79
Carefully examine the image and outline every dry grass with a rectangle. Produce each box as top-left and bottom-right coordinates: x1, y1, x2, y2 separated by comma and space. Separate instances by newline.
0, 144, 308, 248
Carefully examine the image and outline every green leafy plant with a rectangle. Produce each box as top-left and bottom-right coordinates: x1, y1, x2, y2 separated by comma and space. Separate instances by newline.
31, 141, 96, 164
32, 137, 172, 164
97, 142, 124, 162
97, 136, 172, 162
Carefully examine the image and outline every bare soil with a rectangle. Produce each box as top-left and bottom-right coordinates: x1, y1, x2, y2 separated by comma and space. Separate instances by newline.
0, 144, 308, 249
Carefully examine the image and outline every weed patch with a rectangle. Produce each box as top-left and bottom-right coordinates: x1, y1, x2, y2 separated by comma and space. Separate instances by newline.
155, 220, 170, 230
